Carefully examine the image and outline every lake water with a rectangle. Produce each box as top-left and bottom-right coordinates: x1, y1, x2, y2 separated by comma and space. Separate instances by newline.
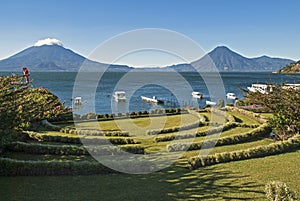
1, 71, 299, 114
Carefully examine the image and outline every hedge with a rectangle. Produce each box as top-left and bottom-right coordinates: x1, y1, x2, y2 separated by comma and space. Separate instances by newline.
0, 157, 115, 176
188, 135, 300, 169
24, 131, 137, 145
6, 141, 144, 155
166, 123, 271, 152
60, 128, 130, 137
155, 122, 239, 142
226, 106, 267, 124
147, 120, 206, 135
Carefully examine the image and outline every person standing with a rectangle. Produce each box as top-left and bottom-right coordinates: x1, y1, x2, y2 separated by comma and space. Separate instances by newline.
23, 67, 30, 84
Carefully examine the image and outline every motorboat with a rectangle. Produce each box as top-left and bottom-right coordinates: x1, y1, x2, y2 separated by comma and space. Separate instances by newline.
247, 84, 273, 94
114, 91, 126, 102
226, 93, 237, 100
206, 100, 217, 106
73, 97, 82, 106
192, 91, 203, 99
141, 96, 164, 104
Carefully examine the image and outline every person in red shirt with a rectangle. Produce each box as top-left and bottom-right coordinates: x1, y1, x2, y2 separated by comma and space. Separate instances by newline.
23, 67, 30, 84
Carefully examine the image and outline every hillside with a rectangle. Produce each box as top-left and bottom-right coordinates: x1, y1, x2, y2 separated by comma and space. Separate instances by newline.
0, 44, 132, 72
277, 60, 300, 74
0, 42, 294, 72
169, 46, 294, 72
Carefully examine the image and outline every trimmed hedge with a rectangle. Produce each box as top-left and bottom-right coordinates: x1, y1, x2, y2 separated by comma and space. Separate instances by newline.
166, 123, 271, 152
0, 157, 115, 176
147, 120, 206, 135
155, 122, 239, 142
189, 135, 300, 169
60, 128, 130, 137
6, 141, 144, 155
226, 106, 267, 124
24, 132, 137, 145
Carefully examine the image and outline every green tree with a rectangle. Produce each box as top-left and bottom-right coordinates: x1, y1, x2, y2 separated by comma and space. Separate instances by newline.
0, 75, 69, 145
244, 84, 300, 140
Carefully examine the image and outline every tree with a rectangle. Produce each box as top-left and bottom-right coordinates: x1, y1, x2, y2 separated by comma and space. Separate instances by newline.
0, 75, 69, 145
243, 84, 300, 140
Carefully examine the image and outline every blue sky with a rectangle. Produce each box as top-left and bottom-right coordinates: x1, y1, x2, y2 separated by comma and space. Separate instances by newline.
0, 0, 299, 66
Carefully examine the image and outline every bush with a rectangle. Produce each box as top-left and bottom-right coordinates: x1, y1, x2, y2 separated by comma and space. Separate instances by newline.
156, 122, 239, 142
96, 114, 104, 120
24, 131, 137, 145
265, 181, 297, 201
167, 123, 271, 152
188, 135, 300, 169
5, 141, 144, 156
147, 121, 202, 135
226, 106, 267, 124
0, 157, 115, 176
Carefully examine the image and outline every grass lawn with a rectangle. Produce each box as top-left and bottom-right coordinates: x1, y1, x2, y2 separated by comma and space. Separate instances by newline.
228, 111, 261, 125
3, 109, 299, 201
1, 150, 299, 201
75, 113, 200, 133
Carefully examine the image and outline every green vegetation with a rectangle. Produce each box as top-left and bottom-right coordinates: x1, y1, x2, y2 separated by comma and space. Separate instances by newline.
0, 75, 69, 146
278, 60, 300, 74
265, 181, 297, 201
1, 150, 300, 200
242, 85, 300, 139
0, 76, 299, 200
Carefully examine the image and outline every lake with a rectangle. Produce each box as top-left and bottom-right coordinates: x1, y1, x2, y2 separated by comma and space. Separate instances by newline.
1, 71, 299, 114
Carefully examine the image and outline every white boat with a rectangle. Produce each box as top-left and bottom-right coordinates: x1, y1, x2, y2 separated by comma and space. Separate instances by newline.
282, 84, 300, 90
192, 91, 203, 99
73, 97, 82, 106
247, 84, 273, 94
206, 100, 217, 106
226, 93, 237, 100
141, 96, 164, 104
114, 91, 126, 102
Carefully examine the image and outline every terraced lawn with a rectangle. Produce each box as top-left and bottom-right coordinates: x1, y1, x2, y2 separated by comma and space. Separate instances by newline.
3, 108, 299, 201
1, 150, 299, 201
228, 111, 261, 125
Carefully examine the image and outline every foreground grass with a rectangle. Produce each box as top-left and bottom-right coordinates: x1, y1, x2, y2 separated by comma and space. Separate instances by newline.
1, 150, 299, 201
3, 110, 297, 200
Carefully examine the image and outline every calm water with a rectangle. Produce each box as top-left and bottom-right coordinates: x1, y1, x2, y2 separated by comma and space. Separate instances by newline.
2, 71, 300, 114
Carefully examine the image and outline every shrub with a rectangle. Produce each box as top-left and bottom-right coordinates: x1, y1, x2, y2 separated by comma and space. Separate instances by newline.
188, 135, 300, 169
0, 157, 115, 176
167, 123, 270, 152
175, 108, 181, 114
97, 114, 104, 120
5, 141, 144, 156
24, 131, 136, 145
265, 181, 297, 201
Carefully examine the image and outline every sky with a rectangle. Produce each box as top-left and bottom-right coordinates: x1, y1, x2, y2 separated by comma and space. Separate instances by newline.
0, 0, 300, 67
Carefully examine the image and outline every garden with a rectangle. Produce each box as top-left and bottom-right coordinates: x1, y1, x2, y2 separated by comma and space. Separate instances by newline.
0, 75, 299, 200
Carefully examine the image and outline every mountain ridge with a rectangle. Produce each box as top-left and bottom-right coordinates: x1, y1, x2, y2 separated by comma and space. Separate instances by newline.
168, 46, 294, 72
0, 44, 294, 72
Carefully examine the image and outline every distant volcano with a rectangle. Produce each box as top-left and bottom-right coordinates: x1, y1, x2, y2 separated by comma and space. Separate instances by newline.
0, 40, 294, 72
168, 46, 294, 72
0, 41, 131, 72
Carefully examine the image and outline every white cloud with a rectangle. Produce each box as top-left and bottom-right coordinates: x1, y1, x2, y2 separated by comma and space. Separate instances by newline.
34, 38, 63, 47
